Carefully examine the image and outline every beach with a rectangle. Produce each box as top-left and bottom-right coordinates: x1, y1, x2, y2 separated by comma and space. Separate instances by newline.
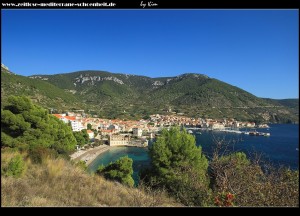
70, 145, 110, 165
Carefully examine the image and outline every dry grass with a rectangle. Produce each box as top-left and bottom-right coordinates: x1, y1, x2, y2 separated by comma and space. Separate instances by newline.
1, 151, 181, 207
210, 154, 299, 207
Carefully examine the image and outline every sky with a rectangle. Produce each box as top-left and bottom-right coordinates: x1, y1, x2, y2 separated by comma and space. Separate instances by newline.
1, 10, 299, 99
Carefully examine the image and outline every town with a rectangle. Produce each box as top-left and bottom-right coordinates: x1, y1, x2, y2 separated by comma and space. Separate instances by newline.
52, 111, 270, 149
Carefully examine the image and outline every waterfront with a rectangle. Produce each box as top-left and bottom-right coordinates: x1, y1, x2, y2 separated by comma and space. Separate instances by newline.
88, 124, 299, 182
198, 124, 299, 169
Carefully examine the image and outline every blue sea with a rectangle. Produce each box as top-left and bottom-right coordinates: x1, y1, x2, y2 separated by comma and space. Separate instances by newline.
88, 124, 299, 183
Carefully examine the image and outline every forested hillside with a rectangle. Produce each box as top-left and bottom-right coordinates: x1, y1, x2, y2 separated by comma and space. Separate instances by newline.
1, 66, 298, 123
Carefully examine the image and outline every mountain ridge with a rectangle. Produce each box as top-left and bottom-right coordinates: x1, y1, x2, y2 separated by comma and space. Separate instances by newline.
1, 67, 298, 123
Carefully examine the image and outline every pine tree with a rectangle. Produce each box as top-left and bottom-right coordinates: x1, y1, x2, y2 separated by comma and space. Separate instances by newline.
144, 127, 210, 206
97, 156, 134, 187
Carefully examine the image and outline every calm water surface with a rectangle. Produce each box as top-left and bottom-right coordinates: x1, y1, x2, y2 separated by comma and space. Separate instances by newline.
89, 124, 299, 183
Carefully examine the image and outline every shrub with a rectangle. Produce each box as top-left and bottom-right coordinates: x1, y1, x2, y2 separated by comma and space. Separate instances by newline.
2, 154, 26, 178
28, 146, 58, 164
210, 151, 299, 206
97, 156, 134, 187
76, 160, 88, 171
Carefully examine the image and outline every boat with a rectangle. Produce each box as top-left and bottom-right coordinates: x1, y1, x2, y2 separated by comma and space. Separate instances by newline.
187, 130, 193, 134
248, 130, 270, 137
195, 131, 202, 135
249, 130, 259, 136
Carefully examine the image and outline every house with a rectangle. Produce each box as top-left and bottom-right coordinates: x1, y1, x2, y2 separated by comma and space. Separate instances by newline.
87, 130, 94, 140
232, 121, 240, 128
101, 129, 114, 136
210, 122, 225, 130
70, 120, 84, 132
64, 116, 84, 131
132, 128, 143, 137
108, 124, 119, 132
52, 114, 84, 131
109, 134, 130, 146
52, 114, 69, 124
67, 112, 75, 116
246, 122, 256, 128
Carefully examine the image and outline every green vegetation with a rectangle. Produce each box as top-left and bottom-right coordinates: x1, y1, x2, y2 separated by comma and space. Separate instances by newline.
2, 67, 298, 122
73, 130, 89, 147
75, 160, 88, 171
263, 98, 299, 123
0, 95, 298, 206
210, 151, 299, 206
141, 127, 298, 207
1, 151, 26, 178
1, 68, 81, 112
1, 150, 180, 207
87, 123, 92, 130
28, 146, 59, 164
142, 127, 210, 206
0, 96, 178, 206
1, 68, 299, 206
264, 98, 299, 110
97, 156, 134, 187
1, 96, 77, 154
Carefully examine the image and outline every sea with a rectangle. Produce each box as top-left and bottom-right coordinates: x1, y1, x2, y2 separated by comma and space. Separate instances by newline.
88, 124, 299, 183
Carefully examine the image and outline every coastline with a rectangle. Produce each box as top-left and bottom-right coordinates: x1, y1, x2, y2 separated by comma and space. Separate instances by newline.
70, 145, 111, 165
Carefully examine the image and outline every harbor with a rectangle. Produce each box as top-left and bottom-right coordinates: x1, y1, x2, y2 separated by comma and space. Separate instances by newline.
186, 127, 271, 136
88, 124, 299, 181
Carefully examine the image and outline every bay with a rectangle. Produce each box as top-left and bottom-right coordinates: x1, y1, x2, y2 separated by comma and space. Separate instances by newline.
88, 124, 299, 183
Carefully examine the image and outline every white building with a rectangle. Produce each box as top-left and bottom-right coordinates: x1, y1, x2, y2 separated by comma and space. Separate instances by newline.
233, 121, 240, 128
67, 112, 76, 116
87, 130, 95, 140
210, 123, 225, 130
70, 120, 84, 132
132, 128, 143, 137
52, 114, 84, 132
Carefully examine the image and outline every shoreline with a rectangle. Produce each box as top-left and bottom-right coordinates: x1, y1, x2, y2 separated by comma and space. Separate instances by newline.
70, 145, 111, 165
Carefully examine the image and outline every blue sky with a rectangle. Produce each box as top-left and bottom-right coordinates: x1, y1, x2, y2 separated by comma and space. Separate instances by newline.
2, 10, 298, 99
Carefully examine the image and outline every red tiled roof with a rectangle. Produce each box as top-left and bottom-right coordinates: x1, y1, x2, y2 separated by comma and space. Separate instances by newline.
64, 116, 76, 121
87, 130, 93, 134
52, 114, 63, 119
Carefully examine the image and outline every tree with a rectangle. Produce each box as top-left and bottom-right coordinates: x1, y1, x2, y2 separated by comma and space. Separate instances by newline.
81, 129, 89, 143
73, 131, 86, 147
5, 96, 33, 114
97, 156, 134, 187
142, 127, 210, 206
87, 123, 92, 130
142, 114, 150, 120
1, 96, 77, 155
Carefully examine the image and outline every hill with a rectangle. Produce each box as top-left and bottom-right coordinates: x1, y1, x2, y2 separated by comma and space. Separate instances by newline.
1, 150, 179, 207
263, 98, 299, 114
1, 66, 298, 123
1, 67, 82, 113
